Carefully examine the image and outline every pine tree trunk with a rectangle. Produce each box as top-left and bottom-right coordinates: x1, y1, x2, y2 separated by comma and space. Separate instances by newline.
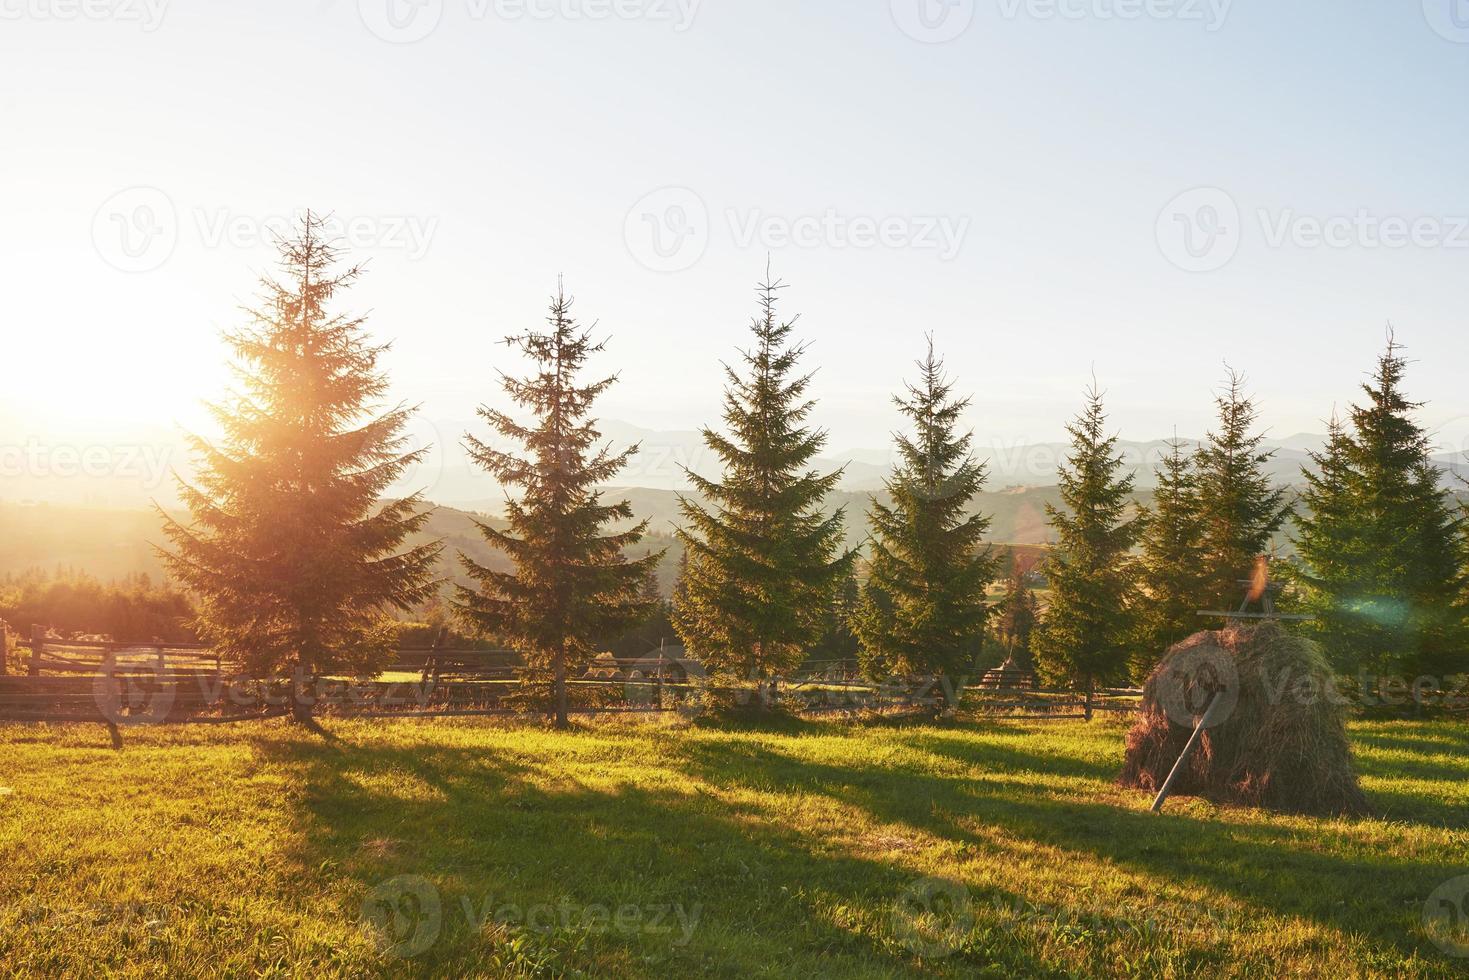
289, 655, 331, 737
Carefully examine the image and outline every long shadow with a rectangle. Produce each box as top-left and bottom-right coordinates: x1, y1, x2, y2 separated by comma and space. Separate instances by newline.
251, 727, 1061, 978
904, 729, 1119, 782
669, 724, 1463, 966
245, 718, 1464, 975
1353, 751, 1469, 788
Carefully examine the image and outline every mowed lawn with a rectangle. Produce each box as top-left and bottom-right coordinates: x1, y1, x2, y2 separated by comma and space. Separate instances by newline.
1, 715, 1466, 978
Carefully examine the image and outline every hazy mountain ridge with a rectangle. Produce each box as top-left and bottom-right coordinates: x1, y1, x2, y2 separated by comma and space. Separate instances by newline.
5, 419, 1469, 515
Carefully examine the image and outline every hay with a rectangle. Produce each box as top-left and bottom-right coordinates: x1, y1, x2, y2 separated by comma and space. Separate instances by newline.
1119, 622, 1369, 817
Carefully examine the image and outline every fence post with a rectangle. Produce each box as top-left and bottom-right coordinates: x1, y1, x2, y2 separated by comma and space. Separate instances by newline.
1084, 678, 1094, 722
29, 625, 46, 677
0, 621, 8, 675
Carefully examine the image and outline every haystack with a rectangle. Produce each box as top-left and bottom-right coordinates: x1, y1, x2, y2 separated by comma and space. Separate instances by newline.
1119, 622, 1369, 816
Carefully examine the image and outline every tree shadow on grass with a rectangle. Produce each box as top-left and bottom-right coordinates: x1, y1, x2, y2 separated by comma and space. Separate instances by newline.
244, 719, 1464, 977
669, 725, 1462, 968
250, 729, 1059, 979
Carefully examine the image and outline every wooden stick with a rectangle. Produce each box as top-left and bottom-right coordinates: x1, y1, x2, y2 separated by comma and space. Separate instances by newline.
29, 626, 45, 677
1150, 691, 1225, 814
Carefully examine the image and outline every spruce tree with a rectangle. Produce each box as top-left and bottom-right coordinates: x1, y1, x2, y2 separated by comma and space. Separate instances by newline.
161, 213, 440, 729
1294, 415, 1375, 669
455, 281, 660, 728
810, 565, 861, 672
1295, 339, 1465, 676
1033, 384, 1147, 694
852, 339, 995, 704
991, 570, 1039, 671
1134, 438, 1209, 676
1194, 370, 1291, 611
673, 275, 852, 702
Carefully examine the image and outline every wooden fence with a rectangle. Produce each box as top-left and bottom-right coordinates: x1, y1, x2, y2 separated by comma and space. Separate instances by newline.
0, 626, 1143, 733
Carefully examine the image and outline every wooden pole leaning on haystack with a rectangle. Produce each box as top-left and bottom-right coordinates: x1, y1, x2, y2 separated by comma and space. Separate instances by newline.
1150, 690, 1226, 813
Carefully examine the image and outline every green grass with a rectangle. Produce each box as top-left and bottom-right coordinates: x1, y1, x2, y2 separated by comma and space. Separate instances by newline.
1, 715, 1465, 978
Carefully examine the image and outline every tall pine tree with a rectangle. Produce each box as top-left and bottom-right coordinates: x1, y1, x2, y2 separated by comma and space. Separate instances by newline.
161, 213, 440, 729
455, 281, 660, 728
1295, 338, 1465, 676
1194, 369, 1291, 611
673, 275, 851, 703
1033, 384, 1147, 695
852, 339, 996, 704
1134, 437, 1209, 677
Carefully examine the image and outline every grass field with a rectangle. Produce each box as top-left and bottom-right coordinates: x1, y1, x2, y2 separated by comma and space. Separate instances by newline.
1, 715, 1465, 978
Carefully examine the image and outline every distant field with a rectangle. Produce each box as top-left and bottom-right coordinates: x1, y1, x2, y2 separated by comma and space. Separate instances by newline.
0, 716, 1465, 978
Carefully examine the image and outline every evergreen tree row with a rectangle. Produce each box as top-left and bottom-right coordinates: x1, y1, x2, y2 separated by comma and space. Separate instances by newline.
163, 218, 1467, 727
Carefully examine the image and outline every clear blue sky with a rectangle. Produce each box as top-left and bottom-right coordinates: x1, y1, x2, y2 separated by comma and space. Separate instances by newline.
3, 1, 1469, 473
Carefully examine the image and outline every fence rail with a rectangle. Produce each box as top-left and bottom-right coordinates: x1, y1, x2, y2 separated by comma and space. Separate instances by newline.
0, 629, 1143, 732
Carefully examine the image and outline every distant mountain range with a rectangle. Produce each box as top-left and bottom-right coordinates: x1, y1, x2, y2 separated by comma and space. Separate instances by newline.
5, 418, 1469, 515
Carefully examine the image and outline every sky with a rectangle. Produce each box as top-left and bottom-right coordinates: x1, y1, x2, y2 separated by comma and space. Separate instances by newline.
3, 0, 1469, 504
